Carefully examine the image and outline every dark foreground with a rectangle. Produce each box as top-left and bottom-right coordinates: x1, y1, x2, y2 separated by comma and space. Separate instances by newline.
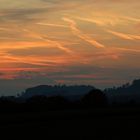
0, 108, 140, 139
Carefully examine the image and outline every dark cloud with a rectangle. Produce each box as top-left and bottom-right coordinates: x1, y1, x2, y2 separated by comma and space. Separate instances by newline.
0, 8, 47, 23
0, 2, 79, 23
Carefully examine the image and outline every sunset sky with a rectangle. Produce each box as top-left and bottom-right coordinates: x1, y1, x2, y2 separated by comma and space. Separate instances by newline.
0, 0, 140, 95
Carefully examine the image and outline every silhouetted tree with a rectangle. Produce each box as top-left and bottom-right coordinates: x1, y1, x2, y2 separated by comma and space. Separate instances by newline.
81, 89, 108, 107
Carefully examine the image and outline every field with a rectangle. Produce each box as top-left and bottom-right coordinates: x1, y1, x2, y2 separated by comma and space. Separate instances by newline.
0, 107, 140, 139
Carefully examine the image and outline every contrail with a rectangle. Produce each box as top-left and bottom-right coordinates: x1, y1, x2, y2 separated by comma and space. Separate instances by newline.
107, 30, 140, 40
129, 35, 140, 40
116, 48, 140, 53
73, 16, 105, 26
37, 23, 68, 28
122, 16, 140, 22
107, 30, 134, 40
63, 17, 105, 48
23, 29, 73, 54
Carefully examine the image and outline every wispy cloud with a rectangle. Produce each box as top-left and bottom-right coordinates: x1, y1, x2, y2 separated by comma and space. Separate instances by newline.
23, 29, 73, 54
129, 35, 140, 40
73, 16, 120, 27
116, 48, 140, 53
73, 16, 106, 26
107, 30, 134, 40
0, 28, 10, 31
63, 17, 105, 48
122, 16, 140, 22
36, 22, 68, 28
107, 29, 140, 40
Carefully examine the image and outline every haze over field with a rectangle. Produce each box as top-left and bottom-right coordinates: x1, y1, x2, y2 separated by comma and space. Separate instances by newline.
0, 0, 140, 95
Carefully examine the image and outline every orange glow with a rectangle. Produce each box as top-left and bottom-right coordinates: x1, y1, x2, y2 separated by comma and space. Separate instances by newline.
0, 0, 139, 84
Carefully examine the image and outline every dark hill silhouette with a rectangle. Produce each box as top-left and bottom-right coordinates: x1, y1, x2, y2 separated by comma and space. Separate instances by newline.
21, 85, 94, 100
17, 79, 140, 103
1, 79, 140, 105
105, 79, 140, 103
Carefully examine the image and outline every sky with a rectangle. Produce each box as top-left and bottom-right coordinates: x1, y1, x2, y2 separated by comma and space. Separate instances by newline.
0, 0, 140, 95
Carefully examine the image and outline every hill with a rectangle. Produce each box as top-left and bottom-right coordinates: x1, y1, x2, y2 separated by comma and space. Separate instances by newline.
21, 85, 94, 100
105, 79, 140, 103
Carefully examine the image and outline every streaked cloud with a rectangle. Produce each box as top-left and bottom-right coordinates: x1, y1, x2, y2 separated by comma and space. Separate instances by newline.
107, 30, 140, 40
63, 17, 105, 48
23, 29, 73, 54
116, 48, 140, 53
37, 22, 68, 28
107, 30, 134, 40
123, 16, 140, 22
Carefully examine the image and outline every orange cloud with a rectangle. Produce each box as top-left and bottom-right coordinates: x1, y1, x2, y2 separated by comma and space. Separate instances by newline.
73, 16, 119, 26
36, 23, 68, 28
23, 29, 73, 54
107, 30, 134, 40
107, 30, 140, 41
115, 48, 140, 53
0, 41, 52, 49
129, 35, 140, 40
0, 27, 10, 31
123, 16, 140, 22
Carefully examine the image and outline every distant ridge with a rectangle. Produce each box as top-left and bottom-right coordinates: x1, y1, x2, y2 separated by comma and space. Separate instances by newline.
105, 79, 140, 103
21, 85, 95, 99
20, 79, 140, 102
